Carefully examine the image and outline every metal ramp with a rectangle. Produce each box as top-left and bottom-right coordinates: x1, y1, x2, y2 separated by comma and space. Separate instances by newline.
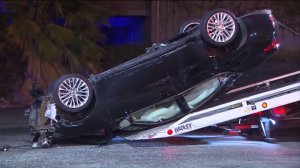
123, 71, 300, 140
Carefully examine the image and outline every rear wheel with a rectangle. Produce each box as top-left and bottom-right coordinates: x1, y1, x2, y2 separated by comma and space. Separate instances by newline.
52, 74, 93, 113
200, 9, 238, 47
178, 19, 200, 35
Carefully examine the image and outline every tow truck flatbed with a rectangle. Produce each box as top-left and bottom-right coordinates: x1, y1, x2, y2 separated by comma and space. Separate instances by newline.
122, 70, 300, 140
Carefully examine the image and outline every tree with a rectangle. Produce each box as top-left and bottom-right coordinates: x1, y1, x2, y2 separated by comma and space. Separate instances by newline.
3, 0, 108, 102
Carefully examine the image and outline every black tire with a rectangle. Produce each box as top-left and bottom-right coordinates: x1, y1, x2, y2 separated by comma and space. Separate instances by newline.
178, 19, 200, 35
200, 9, 238, 47
52, 74, 93, 113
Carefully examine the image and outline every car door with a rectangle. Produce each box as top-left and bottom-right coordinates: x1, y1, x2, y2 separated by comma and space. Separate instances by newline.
128, 43, 214, 125
161, 42, 214, 94
97, 56, 177, 121
161, 42, 228, 111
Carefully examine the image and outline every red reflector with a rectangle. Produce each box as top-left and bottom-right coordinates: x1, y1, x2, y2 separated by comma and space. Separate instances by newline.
227, 129, 241, 136
264, 38, 279, 53
167, 129, 173, 135
273, 106, 286, 117
234, 125, 252, 130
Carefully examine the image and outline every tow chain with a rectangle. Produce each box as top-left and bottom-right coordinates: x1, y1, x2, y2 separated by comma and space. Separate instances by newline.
277, 21, 300, 37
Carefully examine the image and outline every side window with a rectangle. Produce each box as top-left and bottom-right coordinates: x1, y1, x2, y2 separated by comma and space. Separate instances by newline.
183, 76, 221, 109
132, 97, 182, 123
130, 73, 230, 123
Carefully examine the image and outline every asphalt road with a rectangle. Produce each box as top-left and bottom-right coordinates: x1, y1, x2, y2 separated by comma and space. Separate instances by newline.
1, 107, 300, 168
1, 129, 300, 168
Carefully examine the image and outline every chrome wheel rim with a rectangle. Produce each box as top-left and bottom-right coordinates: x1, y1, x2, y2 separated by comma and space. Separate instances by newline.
207, 12, 235, 43
58, 77, 89, 108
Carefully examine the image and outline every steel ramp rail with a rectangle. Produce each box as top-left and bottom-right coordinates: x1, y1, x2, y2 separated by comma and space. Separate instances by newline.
123, 81, 300, 140
227, 70, 300, 94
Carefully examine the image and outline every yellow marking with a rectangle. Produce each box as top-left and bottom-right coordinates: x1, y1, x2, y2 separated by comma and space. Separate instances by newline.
262, 102, 268, 108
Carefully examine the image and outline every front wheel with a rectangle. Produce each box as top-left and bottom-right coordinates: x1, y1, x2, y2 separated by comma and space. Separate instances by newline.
200, 9, 238, 47
52, 74, 93, 113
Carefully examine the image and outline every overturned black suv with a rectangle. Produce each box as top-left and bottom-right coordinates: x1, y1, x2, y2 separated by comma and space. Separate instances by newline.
27, 9, 279, 146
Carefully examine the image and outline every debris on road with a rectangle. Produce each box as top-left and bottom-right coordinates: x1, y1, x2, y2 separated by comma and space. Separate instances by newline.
0, 145, 9, 152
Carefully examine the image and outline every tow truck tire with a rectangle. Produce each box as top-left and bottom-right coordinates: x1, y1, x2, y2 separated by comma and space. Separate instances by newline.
52, 74, 93, 113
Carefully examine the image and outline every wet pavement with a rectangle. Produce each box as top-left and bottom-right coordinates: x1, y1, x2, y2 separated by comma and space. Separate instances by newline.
1, 107, 300, 168
1, 131, 300, 168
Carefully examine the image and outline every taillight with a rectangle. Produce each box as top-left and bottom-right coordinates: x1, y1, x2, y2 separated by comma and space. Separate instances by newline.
263, 14, 279, 53
269, 14, 276, 28
263, 38, 280, 53
272, 106, 286, 117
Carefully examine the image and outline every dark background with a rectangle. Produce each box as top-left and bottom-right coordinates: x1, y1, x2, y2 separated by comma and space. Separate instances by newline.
0, 0, 299, 106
